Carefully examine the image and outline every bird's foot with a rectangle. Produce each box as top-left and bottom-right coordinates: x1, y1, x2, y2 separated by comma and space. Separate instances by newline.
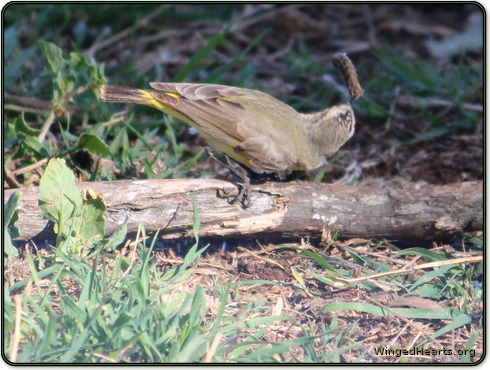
207, 148, 252, 208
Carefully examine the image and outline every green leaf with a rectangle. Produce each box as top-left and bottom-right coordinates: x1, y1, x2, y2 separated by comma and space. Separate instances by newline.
392, 247, 446, 261
37, 40, 65, 74
59, 305, 103, 362
174, 334, 208, 362
460, 333, 478, 362
4, 191, 22, 257
100, 216, 128, 252
35, 310, 58, 358
322, 301, 471, 321
113, 311, 136, 328
278, 245, 340, 274
416, 284, 443, 299
14, 115, 42, 136
70, 51, 106, 86
7, 264, 60, 292
70, 51, 91, 68
4, 191, 22, 234
430, 309, 472, 339
291, 267, 307, 288
76, 133, 111, 157
415, 308, 472, 347
38, 158, 83, 238
20, 135, 50, 158
55, 71, 76, 96
78, 196, 106, 243
408, 264, 455, 293
3, 228, 16, 257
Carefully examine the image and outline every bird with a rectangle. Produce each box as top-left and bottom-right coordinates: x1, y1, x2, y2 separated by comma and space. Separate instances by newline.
100, 53, 363, 206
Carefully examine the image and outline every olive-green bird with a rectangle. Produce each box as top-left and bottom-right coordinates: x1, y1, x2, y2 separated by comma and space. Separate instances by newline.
100, 53, 363, 204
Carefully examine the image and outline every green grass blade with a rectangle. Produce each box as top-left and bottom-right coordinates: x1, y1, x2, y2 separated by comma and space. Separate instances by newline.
322, 301, 470, 320
172, 26, 229, 82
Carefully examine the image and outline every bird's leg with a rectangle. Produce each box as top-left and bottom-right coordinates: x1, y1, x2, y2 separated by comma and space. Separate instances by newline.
206, 148, 252, 208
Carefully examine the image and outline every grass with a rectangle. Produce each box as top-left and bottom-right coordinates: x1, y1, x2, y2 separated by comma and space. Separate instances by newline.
3, 3, 483, 364
4, 216, 482, 362
6, 227, 222, 363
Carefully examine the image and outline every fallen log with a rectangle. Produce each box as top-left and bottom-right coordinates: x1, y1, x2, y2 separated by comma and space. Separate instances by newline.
4, 179, 482, 243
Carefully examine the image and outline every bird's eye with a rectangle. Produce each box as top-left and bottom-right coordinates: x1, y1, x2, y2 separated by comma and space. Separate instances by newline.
338, 111, 353, 128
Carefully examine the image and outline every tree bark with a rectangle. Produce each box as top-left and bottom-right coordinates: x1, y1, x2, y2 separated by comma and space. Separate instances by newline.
4, 179, 482, 243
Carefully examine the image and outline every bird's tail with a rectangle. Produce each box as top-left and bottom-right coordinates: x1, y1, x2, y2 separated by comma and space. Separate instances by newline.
100, 85, 162, 109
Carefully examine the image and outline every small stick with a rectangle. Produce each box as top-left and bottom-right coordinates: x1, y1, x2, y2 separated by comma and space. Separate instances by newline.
10, 295, 23, 363
333, 53, 364, 101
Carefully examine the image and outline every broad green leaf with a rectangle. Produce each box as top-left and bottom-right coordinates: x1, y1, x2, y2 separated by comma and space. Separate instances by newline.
76, 133, 111, 157
37, 40, 65, 74
69, 51, 91, 68
21, 135, 50, 158
78, 196, 106, 243
14, 115, 42, 136
38, 158, 83, 237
